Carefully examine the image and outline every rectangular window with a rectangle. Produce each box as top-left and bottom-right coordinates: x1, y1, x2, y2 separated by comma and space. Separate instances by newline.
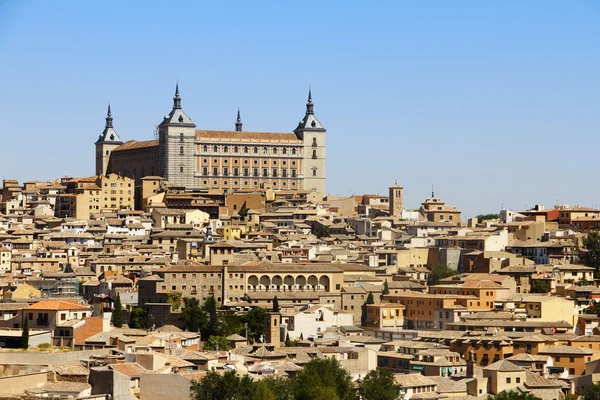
282, 169, 287, 177
272, 168, 278, 177
223, 167, 229, 176
253, 168, 259, 177
179, 146, 184, 155
213, 167, 218, 175
233, 167, 239, 176
292, 169, 297, 177
203, 167, 208, 175
263, 168, 268, 177
244, 168, 249, 176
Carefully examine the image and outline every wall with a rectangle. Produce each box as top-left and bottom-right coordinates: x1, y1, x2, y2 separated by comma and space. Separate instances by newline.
0, 372, 47, 396
139, 373, 192, 400
0, 348, 111, 365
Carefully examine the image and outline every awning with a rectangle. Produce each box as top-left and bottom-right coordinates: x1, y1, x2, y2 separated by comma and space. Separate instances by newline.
412, 365, 424, 371
548, 366, 565, 372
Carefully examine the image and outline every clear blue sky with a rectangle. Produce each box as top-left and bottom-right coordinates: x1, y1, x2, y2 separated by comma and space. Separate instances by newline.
0, 1, 599, 217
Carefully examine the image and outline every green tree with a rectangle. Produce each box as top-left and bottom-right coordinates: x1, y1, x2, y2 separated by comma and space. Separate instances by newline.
252, 377, 294, 400
21, 317, 29, 349
179, 298, 208, 333
241, 307, 267, 343
382, 279, 390, 295
190, 370, 253, 400
487, 391, 541, 400
238, 205, 249, 218
293, 358, 356, 400
167, 292, 183, 311
361, 291, 375, 326
583, 231, 600, 271
360, 369, 403, 400
531, 281, 549, 294
204, 295, 219, 337
204, 335, 231, 351
428, 264, 458, 286
272, 296, 280, 312
584, 382, 600, 400
475, 213, 499, 221
315, 225, 330, 238
112, 293, 123, 328
285, 332, 292, 347
130, 307, 147, 329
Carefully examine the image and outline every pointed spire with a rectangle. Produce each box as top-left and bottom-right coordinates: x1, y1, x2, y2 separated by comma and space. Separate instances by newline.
305, 86, 314, 115
173, 81, 181, 109
235, 107, 243, 131
105, 102, 113, 129
432, 185, 435, 198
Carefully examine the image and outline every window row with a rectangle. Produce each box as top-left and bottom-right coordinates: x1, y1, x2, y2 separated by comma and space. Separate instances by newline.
201, 145, 300, 155
202, 180, 297, 188
202, 158, 297, 167
202, 167, 297, 178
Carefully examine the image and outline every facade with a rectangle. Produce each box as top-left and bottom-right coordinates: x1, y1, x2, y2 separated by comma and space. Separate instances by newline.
95, 85, 327, 196
419, 196, 461, 223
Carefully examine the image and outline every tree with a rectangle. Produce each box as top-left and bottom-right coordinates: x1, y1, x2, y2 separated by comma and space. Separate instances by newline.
204, 295, 219, 337
112, 293, 123, 328
360, 369, 403, 400
179, 298, 208, 333
584, 382, 600, 400
238, 205, 249, 218
382, 279, 390, 295
475, 213, 499, 222
204, 335, 230, 351
315, 225, 330, 238
130, 307, 147, 329
583, 231, 600, 271
272, 296, 280, 313
531, 281, 549, 294
252, 377, 294, 400
241, 307, 267, 343
167, 292, 183, 311
190, 370, 253, 400
21, 317, 29, 349
285, 332, 292, 347
293, 358, 356, 400
487, 391, 541, 400
361, 291, 375, 326
428, 264, 458, 286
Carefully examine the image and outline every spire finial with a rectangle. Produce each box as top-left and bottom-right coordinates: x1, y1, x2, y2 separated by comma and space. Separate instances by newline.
432, 185, 435, 198
105, 102, 113, 129
173, 81, 181, 109
235, 107, 243, 131
305, 86, 314, 115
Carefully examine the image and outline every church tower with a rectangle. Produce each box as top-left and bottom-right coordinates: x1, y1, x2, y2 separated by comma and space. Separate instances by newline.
294, 88, 326, 197
389, 183, 403, 217
95, 104, 123, 176
157, 83, 196, 188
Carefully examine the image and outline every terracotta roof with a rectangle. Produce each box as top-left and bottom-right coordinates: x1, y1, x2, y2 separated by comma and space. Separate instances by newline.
113, 140, 159, 152
484, 360, 524, 372
25, 299, 89, 311
195, 130, 301, 142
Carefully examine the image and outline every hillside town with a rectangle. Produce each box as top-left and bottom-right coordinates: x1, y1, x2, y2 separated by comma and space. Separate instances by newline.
1, 162, 600, 400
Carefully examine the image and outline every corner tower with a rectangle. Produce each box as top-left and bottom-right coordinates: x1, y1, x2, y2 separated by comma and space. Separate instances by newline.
389, 183, 403, 216
95, 104, 123, 176
157, 83, 196, 188
294, 88, 326, 197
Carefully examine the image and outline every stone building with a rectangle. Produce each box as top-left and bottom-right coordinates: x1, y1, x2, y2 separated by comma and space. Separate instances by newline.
95, 85, 327, 197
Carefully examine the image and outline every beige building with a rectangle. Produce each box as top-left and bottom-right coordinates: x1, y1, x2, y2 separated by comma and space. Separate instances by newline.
56, 174, 134, 219
419, 196, 461, 223
96, 85, 327, 196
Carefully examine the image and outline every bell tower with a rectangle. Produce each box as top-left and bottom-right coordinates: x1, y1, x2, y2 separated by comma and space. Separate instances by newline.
294, 88, 326, 198
157, 83, 196, 187
95, 104, 123, 176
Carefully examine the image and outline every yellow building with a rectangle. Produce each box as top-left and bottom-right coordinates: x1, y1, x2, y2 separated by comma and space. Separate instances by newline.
419, 196, 461, 224
56, 174, 134, 219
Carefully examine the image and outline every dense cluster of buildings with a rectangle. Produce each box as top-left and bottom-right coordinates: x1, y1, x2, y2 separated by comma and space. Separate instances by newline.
2, 88, 600, 400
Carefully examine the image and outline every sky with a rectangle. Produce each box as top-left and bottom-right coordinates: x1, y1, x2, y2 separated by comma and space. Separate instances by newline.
0, 1, 599, 218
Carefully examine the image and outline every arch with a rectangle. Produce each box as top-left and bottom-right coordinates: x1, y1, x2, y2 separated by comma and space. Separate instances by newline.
248, 275, 259, 288
272, 275, 283, 287
203, 145, 208, 152
234, 146, 239, 153
262, 147, 268, 154
319, 275, 330, 290
254, 147, 258, 154
282, 147, 287, 155
260, 275, 271, 287
284, 275, 294, 287
244, 146, 249, 153
292, 148, 296, 155
273, 148, 278, 155
307, 275, 318, 288
224, 146, 229, 153
296, 275, 306, 286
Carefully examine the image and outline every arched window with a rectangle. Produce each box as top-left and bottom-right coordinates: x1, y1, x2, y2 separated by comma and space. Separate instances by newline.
234, 146, 239, 153
213, 145, 218, 152
244, 146, 249, 154
203, 145, 208, 152
262, 147, 268, 154
282, 148, 287, 155
224, 146, 229, 153
292, 148, 296, 155
273, 148, 278, 155
254, 147, 258, 154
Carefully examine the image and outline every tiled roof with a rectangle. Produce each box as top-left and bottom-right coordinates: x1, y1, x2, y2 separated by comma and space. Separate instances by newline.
195, 130, 301, 142
25, 299, 89, 311
483, 360, 524, 372
113, 140, 158, 152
